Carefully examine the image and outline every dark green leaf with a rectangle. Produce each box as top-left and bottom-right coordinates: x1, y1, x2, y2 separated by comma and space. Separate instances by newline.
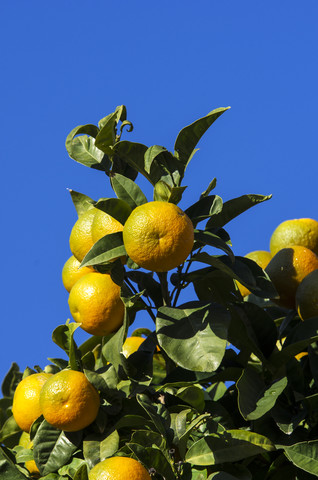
127, 442, 176, 480
153, 180, 187, 204
94, 197, 132, 224
207, 194, 272, 229
33, 420, 82, 475
237, 367, 287, 420
1, 363, 21, 398
186, 196, 223, 224
80, 231, 126, 268
194, 230, 234, 261
174, 107, 230, 175
0, 415, 21, 445
156, 302, 230, 372
113, 141, 151, 182
95, 110, 120, 154
51, 323, 82, 371
136, 393, 171, 439
110, 173, 148, 209
126, 271, 162, 308
270, 317, 318, 367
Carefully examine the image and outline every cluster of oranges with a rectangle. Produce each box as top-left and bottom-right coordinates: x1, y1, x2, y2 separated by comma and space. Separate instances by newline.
63, 201, 194, 337
12, 200, 194, 478
238, 218, 318, 320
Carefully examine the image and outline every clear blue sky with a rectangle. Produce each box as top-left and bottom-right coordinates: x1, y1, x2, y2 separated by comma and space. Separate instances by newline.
1, 1, 317, 382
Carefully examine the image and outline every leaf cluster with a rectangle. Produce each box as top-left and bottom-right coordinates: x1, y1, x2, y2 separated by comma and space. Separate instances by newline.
2, 106, 318, 479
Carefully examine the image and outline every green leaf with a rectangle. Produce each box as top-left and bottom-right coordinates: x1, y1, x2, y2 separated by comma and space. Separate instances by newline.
192, 254, 277, 299
194, 230, 234, 261
68, 190, 95, 217
0, 445, 28, 479
208, 473, 240, 480
33, 420, 82, 475
113, 141, 151, 181
201, 178, 217, 198
270, 317, 318, 367
185, 430, 274, 466
127, 442, 176, 480
52, 323, 82, 371
126, 271, 162, 308
110, 173, 148, 209
156, 302, 230, 372
136, 393, 171, 439
0, 415, 21, 445
94, 197, 132, 224
176, 385, 205, 412
284, 440, 318, 476
174, 107, 230, 176
237, 367, 287, 420
81, 231, 126, 268
1, 363, 21, 398
65, 124, 110, 171
206, 194, 272, 229
83, 430, 119, 469
73, 464, 89, 480
153, 180, 187, 204
95, 110, 120, 154
186, 196, 223, 224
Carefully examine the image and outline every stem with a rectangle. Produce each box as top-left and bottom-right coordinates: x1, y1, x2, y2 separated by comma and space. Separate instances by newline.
157, 271, 171, 307
172, 247, 202, 307
124, 278, 156, 323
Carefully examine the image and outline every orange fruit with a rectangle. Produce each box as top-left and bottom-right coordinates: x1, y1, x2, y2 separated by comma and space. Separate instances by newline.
62, 255, 95, 292
295, 269, 318, 320
68, 272, 124, 336
89, 456, 151, 480
69, 208, 98, 262
91, 209, 124, 243
19, 432, 40, 477
122, 337, 145, 358
123, 201, 194, 272
237, 250, 272, 297
270, 218, 318, 256
265, 245, 318, 309
39, 370, 100, 432
12, 373, 52, 432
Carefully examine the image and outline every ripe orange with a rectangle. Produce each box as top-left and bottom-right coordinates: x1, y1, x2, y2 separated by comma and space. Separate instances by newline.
68, 272, 125, 336
122, 337, 145, 358
19, 432, 40, 476
295, 269, 318, 321
237, 250, 272, 297
12, 373, 52, 432
39, 370, 100, 432
88, 456, 151, 480
69, 208, 98, 262
91, 209, 124, 243
270, 218, 318, 256
62, 255, 95, 292
123, 201, 194, 272
265, 245, 318, 309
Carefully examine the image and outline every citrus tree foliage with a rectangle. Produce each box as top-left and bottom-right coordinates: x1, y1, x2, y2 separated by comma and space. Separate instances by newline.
1, 106, 318, 479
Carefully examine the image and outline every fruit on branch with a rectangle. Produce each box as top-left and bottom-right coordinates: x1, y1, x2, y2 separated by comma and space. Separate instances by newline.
123, 201, 194, 272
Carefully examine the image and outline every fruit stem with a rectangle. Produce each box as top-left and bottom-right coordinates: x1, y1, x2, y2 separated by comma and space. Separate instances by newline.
124, 278, 157, 323
157, 272, 171, 307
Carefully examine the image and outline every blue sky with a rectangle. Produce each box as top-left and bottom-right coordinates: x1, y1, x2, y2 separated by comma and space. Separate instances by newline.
1, 1, 317, 382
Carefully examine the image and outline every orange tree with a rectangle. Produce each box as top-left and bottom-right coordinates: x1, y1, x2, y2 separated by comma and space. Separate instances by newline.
1, 105, 318, 479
